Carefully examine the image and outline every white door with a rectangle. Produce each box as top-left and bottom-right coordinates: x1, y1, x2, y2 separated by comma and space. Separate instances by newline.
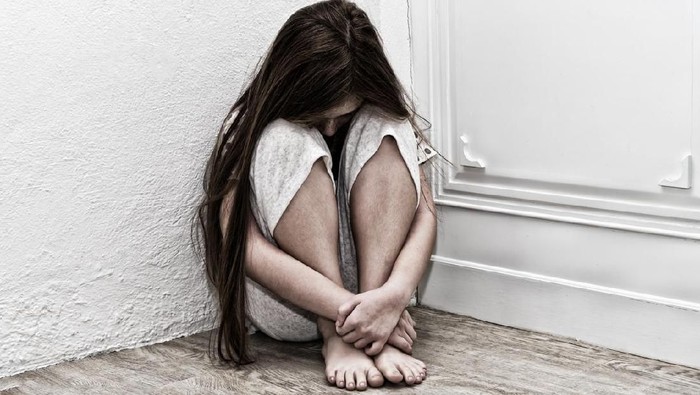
411, 0, 700, 368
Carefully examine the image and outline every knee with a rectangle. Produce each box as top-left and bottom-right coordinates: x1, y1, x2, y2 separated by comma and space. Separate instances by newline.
250, 119, 335, 236
295, 158, 336, 209
251, 119, 330, 178
358, 135, 413, 189
250, 119, 333, 196
370, 135, 404, 168
350, 135, 418, 214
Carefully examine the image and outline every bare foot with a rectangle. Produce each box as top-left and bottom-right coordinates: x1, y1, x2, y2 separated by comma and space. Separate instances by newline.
322, 334, 384, 391
373, 344, 427, 385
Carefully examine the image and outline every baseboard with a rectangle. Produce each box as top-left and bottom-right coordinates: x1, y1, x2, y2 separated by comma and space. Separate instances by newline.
418, 255, 700, 369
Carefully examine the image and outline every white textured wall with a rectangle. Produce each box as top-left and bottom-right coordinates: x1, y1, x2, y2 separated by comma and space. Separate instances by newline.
0, 0, 410, 378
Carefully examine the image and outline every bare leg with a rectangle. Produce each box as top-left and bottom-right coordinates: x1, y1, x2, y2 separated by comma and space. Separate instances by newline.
274, 158, 383, 391
350, 136, 427, 385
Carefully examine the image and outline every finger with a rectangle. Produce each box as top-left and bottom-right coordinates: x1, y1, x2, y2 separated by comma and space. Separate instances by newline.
336, 323, 350, 336
404, 310, 416, 327
394, 322, 413, 346
336, 298, 361, 327
390, 332, 412, 354
364, 340, 385, 356
341, 330, 361, 344
404, 320, 417, 341
336, 318, 360, 337
400, 331, 414, 352
335, 315, 357, 336
399, 326, 414, 346
354, 337, 371, 350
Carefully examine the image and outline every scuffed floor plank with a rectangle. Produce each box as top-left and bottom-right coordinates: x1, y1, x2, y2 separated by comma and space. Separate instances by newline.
2, 307, 699, 394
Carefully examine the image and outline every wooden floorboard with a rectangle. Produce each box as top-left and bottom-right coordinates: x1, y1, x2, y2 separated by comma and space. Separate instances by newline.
2, 307, 699, 394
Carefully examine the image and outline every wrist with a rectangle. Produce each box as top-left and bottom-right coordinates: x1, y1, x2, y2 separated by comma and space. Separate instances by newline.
382, 279, 413, 307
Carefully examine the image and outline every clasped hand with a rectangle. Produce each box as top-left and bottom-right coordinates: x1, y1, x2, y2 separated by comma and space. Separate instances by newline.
335, 285, 417, 355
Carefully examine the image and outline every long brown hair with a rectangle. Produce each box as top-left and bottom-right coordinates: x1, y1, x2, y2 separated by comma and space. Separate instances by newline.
192, 0, 442, 366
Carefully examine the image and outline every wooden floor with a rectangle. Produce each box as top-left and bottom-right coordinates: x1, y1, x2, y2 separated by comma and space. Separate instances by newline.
2, 307, 699, 394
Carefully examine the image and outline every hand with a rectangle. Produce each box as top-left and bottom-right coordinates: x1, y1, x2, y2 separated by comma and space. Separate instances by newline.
387, 310, 417, 354
335, 284, 408, 356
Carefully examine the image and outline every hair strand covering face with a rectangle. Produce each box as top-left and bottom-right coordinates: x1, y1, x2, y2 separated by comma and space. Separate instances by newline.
190, 0, 442, 366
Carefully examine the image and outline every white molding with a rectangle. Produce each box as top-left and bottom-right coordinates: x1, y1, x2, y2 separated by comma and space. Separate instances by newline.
693, 0, 700, 190
410, 0, 700, 240
419, 255, 700, 369
442, 175, 700, 223
429, 255, 700, 313
659, 154, 693, 189
435, 193, 700, 240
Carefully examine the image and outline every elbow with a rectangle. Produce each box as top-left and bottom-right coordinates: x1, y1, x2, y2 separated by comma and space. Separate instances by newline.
421, 196, 438, 241
427, 210, 437, 244
416, 196, 438, 240
244, 213, 265, 275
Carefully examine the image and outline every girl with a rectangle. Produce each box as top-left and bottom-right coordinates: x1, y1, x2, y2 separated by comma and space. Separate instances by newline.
194, 0, 439, 390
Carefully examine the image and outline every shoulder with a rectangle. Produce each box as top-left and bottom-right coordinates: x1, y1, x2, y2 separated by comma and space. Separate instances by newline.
260, 117, 307, 136
256, 117, 319, 148
352, 104, 413, 135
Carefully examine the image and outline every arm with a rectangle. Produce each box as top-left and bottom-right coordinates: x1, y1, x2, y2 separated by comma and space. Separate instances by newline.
236, 209, 417, 354
219, 189, 353, 322
382, 165, 437, 303
335, 165, 437, 354
243, 209, 354, 321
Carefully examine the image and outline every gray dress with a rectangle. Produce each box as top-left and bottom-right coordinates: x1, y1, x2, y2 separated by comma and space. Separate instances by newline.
221, 104, 436, 341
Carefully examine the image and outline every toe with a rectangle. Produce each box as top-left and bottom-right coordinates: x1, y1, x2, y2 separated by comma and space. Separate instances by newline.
336, 369, 346, 389
411, 362, 426, 380
345, 370, 356, 391
355, 371, 367, 391
397, 365, 415, 385
411, 366, 422, 384
381, 366, 403, 384
326, 368, 337, 385
367, 367, 384, 387
326, 369, 337, 385
374, 356, 401, 384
